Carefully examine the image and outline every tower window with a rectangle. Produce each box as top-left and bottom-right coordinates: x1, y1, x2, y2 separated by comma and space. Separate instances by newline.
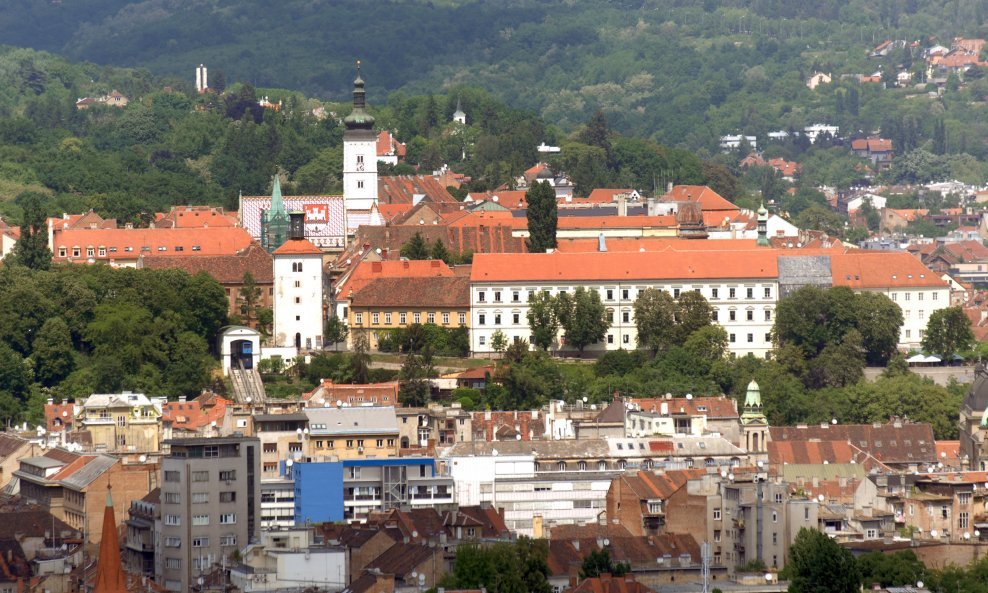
357, 181, 364, 189
357, 155, 364, 164
292, 262, 303, 273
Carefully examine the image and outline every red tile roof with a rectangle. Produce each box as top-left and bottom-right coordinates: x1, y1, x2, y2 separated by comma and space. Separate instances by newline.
471, 411, 545, 441
378, 176, 457, 204
53, 227, 255, 261
350, 276, 470, 308
376, 131, 407, 158
619, 469, 708, 500
661, 185, 739, 212
161, 395, 231, 430
272, 237, 323, 256
831, 252, 946, 289
304, 380, 400, 406
140, 242, 273, 283
470, 250, 780, 283
630, 396, 738, 419
769, 421, 936, 465
767, 158, 801, 177
584, 189, 638, 204
45, 403, 76, 432
568, 575, 657, 593
154, 206, 237, 228
336, 259, 454, 300
467, 191, 528, 209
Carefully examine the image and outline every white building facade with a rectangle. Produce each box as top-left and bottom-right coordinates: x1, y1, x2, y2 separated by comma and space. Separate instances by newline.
342, 63, 379, 214
272, 213, 325, 350
469, 251, 780, 358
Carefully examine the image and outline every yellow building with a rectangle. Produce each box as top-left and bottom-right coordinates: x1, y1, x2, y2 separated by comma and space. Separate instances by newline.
348, 276, 470, 349
76, 392, 163, 453
305, 407, 400, 460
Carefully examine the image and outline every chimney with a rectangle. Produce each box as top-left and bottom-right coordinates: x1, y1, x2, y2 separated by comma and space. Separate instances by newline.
598, 233, 607, 252
647, 196, 656, 217
667, 182, 673, 193
617, 194, 628, 217
372, 262, 383, 273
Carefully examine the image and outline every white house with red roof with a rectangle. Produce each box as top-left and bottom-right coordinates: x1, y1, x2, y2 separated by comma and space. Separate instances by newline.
376, 130, 407, 166
0, 217, 18, 260
272, 212, 325, 350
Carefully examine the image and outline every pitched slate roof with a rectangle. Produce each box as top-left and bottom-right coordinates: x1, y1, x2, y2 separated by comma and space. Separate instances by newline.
350, 276, 470, 309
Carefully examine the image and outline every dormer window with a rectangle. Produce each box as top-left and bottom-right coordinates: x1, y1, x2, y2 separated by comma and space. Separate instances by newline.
86, 247, 94, 257
157, 246, 167, 251
192, 245, 201, 251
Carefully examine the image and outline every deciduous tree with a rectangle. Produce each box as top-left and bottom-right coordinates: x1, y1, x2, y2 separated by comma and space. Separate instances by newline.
634, 288, 677, 354
527, 291, 560, 351
557, 287, 610, 353
9, 191, 51, 270
785, 528, 860, 593
922, 306, 974, 358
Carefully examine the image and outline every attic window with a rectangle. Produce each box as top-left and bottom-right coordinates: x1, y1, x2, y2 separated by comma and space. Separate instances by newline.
109, 247, 117, 253
698, 406, 708, 412
192, 245, 201, 251
617, 443, 623, 450
125, 247, 133, 252
157, 246, 167, 251
175, 246, 184, 252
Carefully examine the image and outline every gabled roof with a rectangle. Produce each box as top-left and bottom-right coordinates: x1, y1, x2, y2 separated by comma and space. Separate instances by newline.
155, 206, 237, 228
53, 227, 255, 260
161, 396, 231, 430
378, 176, 457, 205
303, 381, 400, 407
0, 434, 32, 460
376, 131, 407, 158
365, 542, 436, 577
769, 421, 936, 465
831, 252, 946, 289
618, 469, 708, 500
336, 259, 455, 300
661, 185, 739, 212
568, 575, 657, 593
141, 242, 274, 284
350, 276, 470, 309
470, 251, 780, 283
584, 189, 638, 204
629, 396, 738, 419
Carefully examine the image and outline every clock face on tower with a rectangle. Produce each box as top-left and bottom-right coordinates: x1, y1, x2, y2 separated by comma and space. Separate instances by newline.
356, 162, 364, 171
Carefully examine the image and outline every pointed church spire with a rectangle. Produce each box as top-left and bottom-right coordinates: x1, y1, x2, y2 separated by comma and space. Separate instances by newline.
93, 484, 128, 593
270, 174, 285, 218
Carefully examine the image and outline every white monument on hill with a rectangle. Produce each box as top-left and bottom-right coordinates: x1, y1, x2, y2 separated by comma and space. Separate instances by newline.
195, 64, 208, 93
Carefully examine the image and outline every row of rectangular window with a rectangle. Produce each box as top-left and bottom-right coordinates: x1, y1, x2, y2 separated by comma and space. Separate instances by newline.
476, 286, 773, 302
163, 492, 236, 504
58, 245, 204, 258
891, 291, 937, 302
163, 470, 236, 483
476, 309, 771, 326
355, 312, 463, 325
164, 513, 237, 526
164, 535, 237, 549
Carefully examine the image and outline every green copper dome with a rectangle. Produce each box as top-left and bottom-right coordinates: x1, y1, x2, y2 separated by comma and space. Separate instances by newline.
344, 60, 375, 131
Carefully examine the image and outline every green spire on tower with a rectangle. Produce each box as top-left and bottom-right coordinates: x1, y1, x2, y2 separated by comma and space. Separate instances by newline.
741, 379, 767, 426
263, 174, 289, 252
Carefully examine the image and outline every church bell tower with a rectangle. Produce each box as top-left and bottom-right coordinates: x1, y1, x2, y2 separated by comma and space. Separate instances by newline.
343, 60, 378, 214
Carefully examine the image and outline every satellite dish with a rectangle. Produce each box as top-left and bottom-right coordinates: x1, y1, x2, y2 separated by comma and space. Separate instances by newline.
942, 452, 947, 458
516, 434, 521, 441
286, 459, 294, 467
917, 582, 924, 590
831, 418, 837, 425
297, 428, 303, 435
965, 532, 971, 540
491, 448, 498, 456
817, 494, 825, 502
720, 469, 728, 478
210, 421, 217, 427
930, 530, 938, 538
765, 574, 773, 582
336, 400, 343, 407
582, 397, 588, 403
976, 530, 981, 538
686, 394, 693, 400
139, 455, 147, 463
62, 411, 68, 417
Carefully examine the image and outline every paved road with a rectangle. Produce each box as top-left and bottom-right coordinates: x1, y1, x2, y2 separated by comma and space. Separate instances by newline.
864, 365, 975, 386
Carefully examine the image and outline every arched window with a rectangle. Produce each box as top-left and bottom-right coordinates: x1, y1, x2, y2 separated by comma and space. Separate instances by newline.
598, 460, 607, 471
578, 461, 587, 471
557, 461, 566, 471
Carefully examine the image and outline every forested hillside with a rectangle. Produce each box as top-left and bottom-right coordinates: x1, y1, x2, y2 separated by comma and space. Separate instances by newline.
3, 0, 988, 157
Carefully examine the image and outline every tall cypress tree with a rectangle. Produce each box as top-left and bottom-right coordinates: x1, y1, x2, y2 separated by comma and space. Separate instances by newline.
10, 191, 51, 270
525, 181, 557, 253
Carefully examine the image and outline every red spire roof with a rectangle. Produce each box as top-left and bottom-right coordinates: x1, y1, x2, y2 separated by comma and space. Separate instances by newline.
93, 485, 128, 593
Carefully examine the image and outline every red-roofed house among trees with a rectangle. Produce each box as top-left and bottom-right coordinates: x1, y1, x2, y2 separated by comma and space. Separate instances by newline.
851, 138, 894, 170
376, 131, 407, 166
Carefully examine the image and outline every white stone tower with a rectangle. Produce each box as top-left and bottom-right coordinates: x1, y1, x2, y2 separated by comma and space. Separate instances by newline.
342, 60, 378, 213
195, 64, 208, 93
272, 212, 324, 350
452, 96, 466, 125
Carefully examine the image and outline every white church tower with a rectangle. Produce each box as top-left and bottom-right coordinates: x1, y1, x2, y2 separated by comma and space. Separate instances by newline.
272, 212, 324, 350
342, 60, 378, 213
195, 64, 208, 93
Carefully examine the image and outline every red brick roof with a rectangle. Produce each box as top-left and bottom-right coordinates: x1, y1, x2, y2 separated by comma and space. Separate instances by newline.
619, 469, 708, 500
548, 533, 700, 577
350, 276, 470, 308
140, 242, 273, 284
852, 138, 893, 153
767, 158, 801, 177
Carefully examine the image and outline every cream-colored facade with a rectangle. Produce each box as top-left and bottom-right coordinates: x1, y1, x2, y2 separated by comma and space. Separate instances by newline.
349, 305, 470, 349
76, 392, 164, 453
